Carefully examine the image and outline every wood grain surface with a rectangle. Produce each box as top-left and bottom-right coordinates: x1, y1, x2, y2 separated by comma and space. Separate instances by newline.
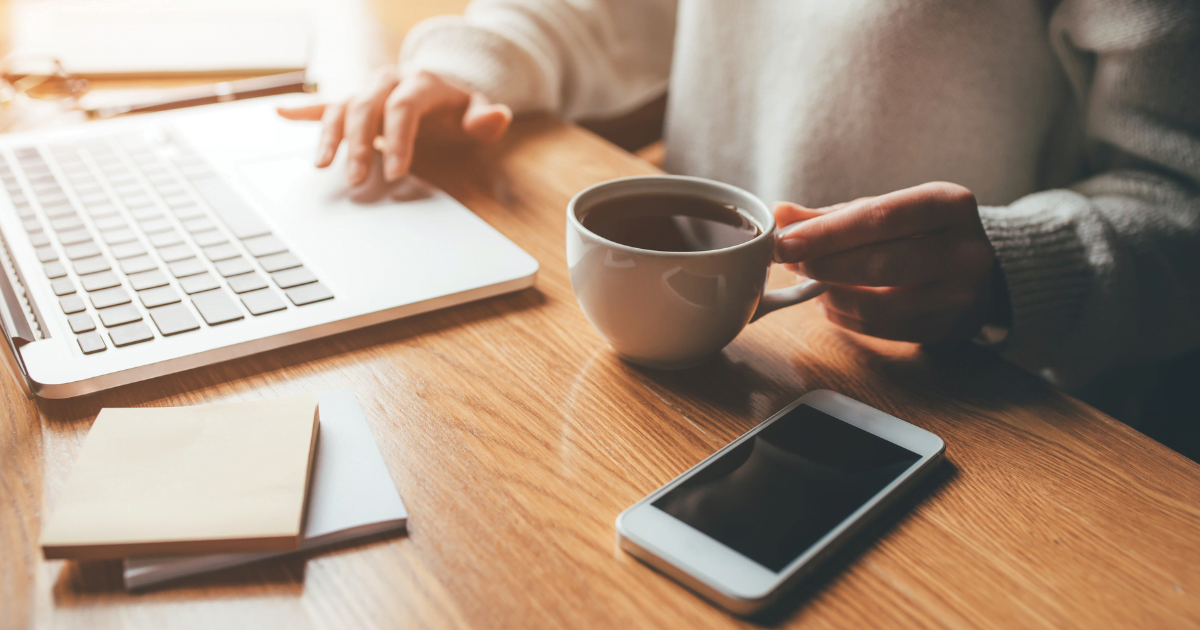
3, 116, 1200, 630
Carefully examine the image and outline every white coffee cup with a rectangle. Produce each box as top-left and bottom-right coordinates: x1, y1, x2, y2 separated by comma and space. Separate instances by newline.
566, 175, 826, 369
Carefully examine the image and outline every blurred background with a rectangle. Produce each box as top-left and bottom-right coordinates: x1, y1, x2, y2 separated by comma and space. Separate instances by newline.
0, 0, 471, 130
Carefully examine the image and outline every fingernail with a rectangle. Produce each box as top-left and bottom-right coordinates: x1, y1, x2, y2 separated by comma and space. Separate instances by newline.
315, 147, 331, 167
776, 235, 804, 261
348, 159, 366, 184
384, 154, 401, 180
778, 221, 806, 239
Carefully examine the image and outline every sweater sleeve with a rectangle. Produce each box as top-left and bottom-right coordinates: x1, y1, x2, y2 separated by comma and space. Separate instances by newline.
978, 0, 1200, 390
398, 0, 676, 121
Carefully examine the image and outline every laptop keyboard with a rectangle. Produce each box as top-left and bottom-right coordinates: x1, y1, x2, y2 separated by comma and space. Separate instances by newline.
0, 128, 333, 355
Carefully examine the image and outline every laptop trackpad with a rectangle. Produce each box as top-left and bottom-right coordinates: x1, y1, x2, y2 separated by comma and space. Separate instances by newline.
236, 155, 437, 207
230, 153, 533, 305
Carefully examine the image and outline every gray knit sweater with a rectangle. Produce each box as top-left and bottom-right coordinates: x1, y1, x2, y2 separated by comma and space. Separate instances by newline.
401, 0, 1200, 408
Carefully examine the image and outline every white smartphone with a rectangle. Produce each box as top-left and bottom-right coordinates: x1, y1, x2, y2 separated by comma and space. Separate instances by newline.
616, 389, 945, 615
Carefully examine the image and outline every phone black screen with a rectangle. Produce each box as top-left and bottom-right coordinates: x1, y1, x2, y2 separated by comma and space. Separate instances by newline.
653, 404, 921, 572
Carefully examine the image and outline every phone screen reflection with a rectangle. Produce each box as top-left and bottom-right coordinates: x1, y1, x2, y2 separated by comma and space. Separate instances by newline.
654, 405, 920, 572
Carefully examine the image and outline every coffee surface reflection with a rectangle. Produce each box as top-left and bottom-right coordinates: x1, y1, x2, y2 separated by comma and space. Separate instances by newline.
581, 193, 761, 253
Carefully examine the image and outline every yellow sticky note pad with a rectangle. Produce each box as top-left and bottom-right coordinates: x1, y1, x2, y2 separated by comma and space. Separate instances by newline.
41, 394, 320, 560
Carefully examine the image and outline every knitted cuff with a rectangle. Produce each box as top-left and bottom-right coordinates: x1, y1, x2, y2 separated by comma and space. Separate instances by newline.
399, 16, 556, 115
978, 189, 1096, 350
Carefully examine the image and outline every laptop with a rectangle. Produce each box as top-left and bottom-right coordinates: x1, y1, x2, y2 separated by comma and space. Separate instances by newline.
0, 95, 539, 398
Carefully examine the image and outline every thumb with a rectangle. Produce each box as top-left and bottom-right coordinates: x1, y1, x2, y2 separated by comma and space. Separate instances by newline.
461, 92, 512, 143
276, 104, 327, 121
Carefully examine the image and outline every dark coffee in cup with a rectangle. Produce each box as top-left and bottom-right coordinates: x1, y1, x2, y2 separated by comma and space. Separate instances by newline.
580, 192, 762, 252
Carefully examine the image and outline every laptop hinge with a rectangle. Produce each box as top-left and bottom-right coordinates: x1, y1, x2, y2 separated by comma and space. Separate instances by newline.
0, 228, 40, 398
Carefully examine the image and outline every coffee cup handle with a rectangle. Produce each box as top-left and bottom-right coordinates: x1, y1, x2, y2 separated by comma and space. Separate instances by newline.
751, 279, 827, 322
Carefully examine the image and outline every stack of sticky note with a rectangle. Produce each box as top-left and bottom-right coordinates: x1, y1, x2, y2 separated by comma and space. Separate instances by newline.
41, 390, 408, 590
42, 394, 321, 560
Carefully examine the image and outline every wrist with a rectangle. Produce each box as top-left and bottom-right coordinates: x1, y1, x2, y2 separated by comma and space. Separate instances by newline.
976, 262, 1012, 345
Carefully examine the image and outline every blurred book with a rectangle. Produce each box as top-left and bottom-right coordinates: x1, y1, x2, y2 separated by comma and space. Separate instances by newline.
40, 394, 321, 560
123, 389, 408, 590
9, 0, 311, 77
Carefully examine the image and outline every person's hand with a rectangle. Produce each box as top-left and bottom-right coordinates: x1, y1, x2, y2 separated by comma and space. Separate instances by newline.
773, 182, 996, 343
277, 67, 513, 186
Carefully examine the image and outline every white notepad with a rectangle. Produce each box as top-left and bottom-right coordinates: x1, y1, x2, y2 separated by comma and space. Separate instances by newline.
123, 389, 407, 590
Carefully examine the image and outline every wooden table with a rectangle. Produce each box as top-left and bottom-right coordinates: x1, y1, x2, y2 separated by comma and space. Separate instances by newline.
4, 116, 1200, 630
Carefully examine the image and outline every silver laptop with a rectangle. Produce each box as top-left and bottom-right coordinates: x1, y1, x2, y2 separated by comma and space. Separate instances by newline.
0, 95, 538, 398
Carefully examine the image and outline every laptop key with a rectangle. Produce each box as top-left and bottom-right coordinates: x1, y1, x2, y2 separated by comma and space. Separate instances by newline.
227, 271, 267, 294
139, 218, 173, 234
44, 203, 78, 219
285, 282, 333, 306
109, 322, 154, 347
36, 246, 58, 263
93, 216, 126, 232
51, 215, 84, 232
98, 303, 142, 327
243, 234, 286, 257
102, 228, 138, 245
123, 195, 155, 209
272, 266, 316, 289
51, 277, 76, 296
215, 256, 253, 278
188, 175, 272, 239
29, 231, 50, 247
78, 191, 108, 205
168, 257, 206, 278
86, 203, 119, 219
191, 290, 244, 325
130, 207, 162, 222
203, 243, 239, 262
162, 194, 194, 208
139, 285, 181, 308
128, 269, 169, 291
44, 260, 67, 279
82, 271, 122, 292
149, 303, 200, 336
78, 332, 106, 354
258, 251, 302, 273
23, 219, 42, 233
38, 191, 67, 205
68, 312, 96, 333
73, 256, 112, 276
64, 241, 102, 260
179, 272, 220, 295
171, 204, 206, 221
183, 217, 216, 233
240, 289, 287, 315
60, 294, 86, 314
150, 229, 184, 248
193, 229, 228, 247
119, 255, 157, 275
90, 286, 131, 308
110, 241, 148, 259
158, 243, 194, 262
59, 228, 93, 246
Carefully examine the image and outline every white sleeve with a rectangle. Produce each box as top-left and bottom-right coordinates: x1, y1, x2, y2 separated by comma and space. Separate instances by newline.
399, 0, 677, 120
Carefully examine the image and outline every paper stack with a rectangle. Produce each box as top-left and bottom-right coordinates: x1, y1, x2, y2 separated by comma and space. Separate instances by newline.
123, 389, 407, 589
41, 394, 321, 560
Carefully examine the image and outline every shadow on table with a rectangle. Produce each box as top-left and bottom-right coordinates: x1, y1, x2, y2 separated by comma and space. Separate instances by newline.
618, 340, 814, 431
33, 287, 546, 424
52, 556, 306, 604
52, 528, 406, 604
746, 459, 959, 627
